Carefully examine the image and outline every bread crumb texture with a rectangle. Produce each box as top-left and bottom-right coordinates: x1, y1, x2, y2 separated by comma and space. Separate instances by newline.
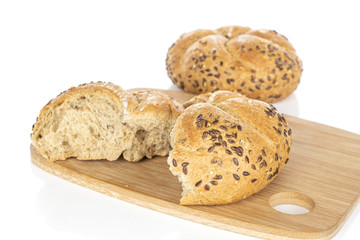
166, 26, 303, 102
168, 91, 292, 205
31, 82, 184, 162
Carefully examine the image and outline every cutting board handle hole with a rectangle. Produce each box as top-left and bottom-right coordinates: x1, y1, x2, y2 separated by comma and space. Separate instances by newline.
269, 192, 315, 215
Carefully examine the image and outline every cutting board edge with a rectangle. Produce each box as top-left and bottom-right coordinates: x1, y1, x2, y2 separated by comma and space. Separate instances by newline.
31, 144, 341, 240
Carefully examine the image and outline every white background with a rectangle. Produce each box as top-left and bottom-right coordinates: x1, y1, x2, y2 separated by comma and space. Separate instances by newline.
1, 0, 360, 239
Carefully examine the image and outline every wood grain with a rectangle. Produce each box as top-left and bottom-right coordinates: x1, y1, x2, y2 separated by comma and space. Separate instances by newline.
31, 89, 360, 240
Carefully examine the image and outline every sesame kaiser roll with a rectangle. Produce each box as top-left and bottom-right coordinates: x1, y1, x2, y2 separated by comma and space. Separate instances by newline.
168, 91, 291, 205
166, 26, 303, 103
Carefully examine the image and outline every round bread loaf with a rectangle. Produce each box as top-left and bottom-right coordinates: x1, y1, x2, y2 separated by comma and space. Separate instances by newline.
31, 82, 184, 162
166, 26, 303, 102
168, 91, 292, 205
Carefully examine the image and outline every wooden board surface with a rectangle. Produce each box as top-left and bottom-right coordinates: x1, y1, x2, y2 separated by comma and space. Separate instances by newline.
31, 89, 360, 240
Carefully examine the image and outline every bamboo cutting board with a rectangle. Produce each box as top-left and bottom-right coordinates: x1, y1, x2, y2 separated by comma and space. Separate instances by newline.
31, 89, 360, 240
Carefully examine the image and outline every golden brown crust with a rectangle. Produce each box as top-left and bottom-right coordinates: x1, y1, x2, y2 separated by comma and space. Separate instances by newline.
166, 26, 302, 102
168, 91, 291, 205
130, 90, 184, 123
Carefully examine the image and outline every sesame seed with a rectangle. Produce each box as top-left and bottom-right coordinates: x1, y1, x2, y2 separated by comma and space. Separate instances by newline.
182, 162, 189, 167
261, 148, 267, 156
210, 181, 218, 185
214, 175, 222, 180
195, 180, 202, 187
212, 119, 219, 125
172, 159, 177, 167
220, 125, 228, 131
259, 161, 265, 169
233, 174, 240, 180
273, 126, 282, 135
196, 121, 203, 130
208, 145, 215, 153
202, 131, 209, 140
225, 149, 233, 155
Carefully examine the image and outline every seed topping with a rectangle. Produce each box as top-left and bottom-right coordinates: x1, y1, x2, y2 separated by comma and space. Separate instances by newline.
210, 181, 218, 185
195, 180, 202, 187
233, 158, 239, 166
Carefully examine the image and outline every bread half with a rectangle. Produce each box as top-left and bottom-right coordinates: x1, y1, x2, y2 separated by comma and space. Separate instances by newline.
168, 91, 291, 205
31, 82, 184, 162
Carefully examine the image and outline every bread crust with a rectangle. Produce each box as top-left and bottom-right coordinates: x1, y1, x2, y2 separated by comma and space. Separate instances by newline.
31, 82, 183, 162
166, 26, 302, 102
168, 91, 291, 205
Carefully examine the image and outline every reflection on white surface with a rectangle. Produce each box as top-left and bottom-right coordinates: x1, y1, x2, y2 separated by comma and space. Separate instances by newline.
31, 164, 256, 240
272, 204, 309, 215
272, 93, 299, 117
168, 84, 182, 92
31, 159, 360, 240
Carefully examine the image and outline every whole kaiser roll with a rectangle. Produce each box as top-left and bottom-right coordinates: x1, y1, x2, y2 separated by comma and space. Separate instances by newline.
166, 26, 303, 103
168, 91, 292, 205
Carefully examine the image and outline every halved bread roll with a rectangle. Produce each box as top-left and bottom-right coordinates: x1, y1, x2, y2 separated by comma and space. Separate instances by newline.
31, 82, 184, 162
168, 91, 291, 205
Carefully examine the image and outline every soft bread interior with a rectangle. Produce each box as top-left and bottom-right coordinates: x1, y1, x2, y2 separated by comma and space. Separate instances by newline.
123, 124, 172, 161
32, 93, 132, 161
31, 87, 182, 162
122, 91, 177, 161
